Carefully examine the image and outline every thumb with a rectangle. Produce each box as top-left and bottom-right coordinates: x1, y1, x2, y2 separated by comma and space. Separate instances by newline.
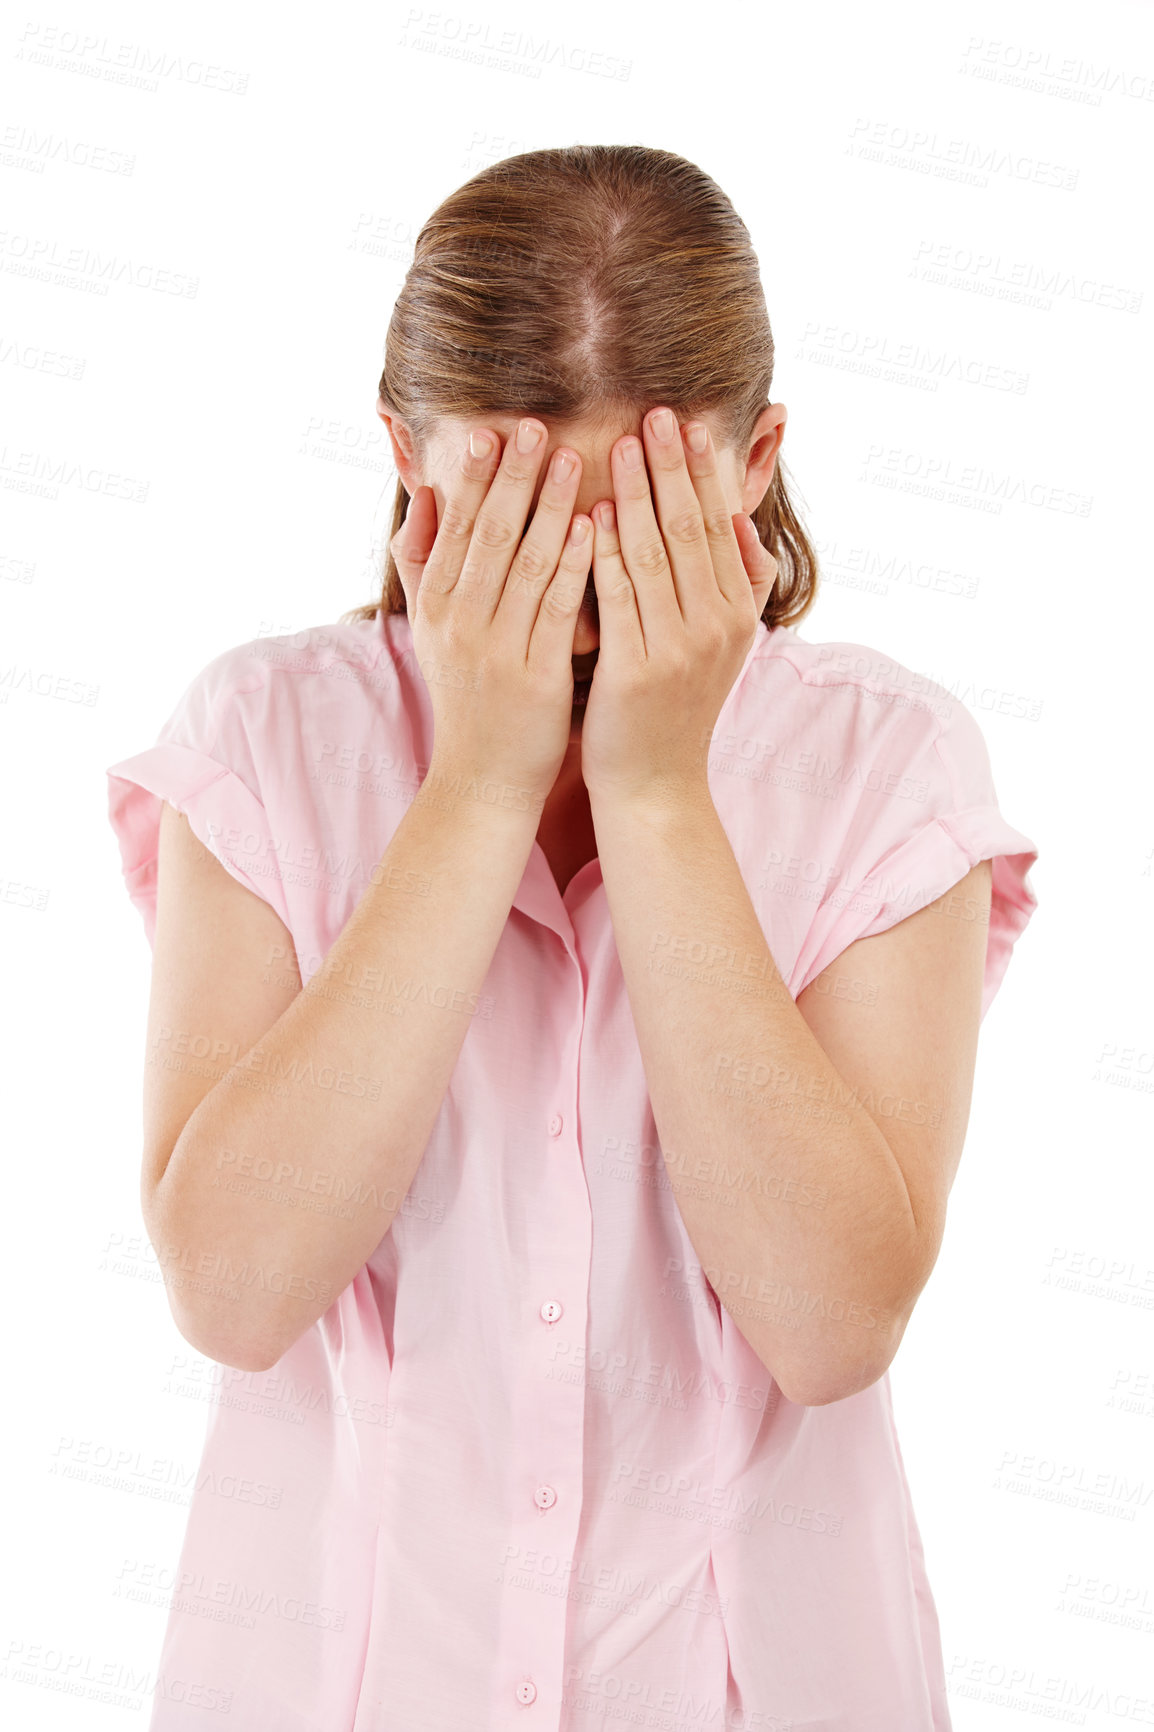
391, 485, 438, 608
733, 512, 779, 589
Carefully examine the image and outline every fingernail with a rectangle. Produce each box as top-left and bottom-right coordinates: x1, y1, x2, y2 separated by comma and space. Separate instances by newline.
619, 438, 643, 471
552, 450, 575, 483
685, 423, 708, 453
469, 431, 492, 458
516, 419, 544, 453
650, 408, 675, 442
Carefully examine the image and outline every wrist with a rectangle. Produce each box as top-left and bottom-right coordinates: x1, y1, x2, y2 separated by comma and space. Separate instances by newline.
587, 776, 715, 828
420, 756, 547, 825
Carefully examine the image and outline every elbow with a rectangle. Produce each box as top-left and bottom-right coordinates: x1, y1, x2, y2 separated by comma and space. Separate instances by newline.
176, 1311, 287, 1374
144, 1184, 290, 1374
775, 1274, 923, 1406
211, 1334, 287, 1375
779, 1360, 890, 1407
227, 1342, 286, 1375
775, 1334, 902, 1408
161, 1262, 289, 1372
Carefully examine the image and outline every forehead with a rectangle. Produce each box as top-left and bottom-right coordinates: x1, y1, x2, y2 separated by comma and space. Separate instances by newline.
433, 411, 643, 451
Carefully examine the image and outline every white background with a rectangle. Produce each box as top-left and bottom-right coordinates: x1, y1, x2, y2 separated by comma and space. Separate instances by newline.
2, 0, 1152, 1725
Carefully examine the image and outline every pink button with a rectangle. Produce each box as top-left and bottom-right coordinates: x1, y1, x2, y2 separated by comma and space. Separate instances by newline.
516, 1679, 538, 1705
539, 1299, 563, 1324
548, 1114, 563, 1136
534, 1484, 557, 1510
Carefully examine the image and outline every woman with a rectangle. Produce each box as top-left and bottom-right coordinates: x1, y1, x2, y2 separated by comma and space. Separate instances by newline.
106, 145, 1038, 1730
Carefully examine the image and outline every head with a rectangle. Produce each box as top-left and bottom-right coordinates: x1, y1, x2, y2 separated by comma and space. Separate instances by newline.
343, 144, 819, 672
379, 402, 785, 668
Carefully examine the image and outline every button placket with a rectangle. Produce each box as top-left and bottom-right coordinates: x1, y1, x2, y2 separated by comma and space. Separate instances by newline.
493, 1011, 589, 1722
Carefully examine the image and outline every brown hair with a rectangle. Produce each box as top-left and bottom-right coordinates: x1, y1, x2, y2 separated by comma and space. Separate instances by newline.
341, 144, 819, 632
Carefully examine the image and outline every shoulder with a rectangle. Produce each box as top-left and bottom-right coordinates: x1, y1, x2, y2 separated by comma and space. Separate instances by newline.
759, 626, 954, 718
729, 625, 1004, 829
151, 612, 400, 776
200, 613, 390, 690
753, 625, 987, 766
179, 613, 396, 719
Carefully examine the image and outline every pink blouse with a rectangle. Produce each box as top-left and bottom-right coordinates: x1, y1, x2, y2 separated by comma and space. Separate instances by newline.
106, 609, 1039, 1730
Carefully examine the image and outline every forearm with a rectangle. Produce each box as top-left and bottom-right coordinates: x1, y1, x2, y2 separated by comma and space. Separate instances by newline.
153, 760, 541, 1371
590, 783, 922, 1406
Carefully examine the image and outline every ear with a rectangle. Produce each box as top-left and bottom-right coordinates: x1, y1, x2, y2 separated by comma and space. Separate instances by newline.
377, 399, 419, 492
739, 402, 787, 518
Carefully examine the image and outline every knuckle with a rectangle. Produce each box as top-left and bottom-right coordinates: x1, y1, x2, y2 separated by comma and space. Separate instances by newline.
435, 615, 464, 659
512, 538, 552, 582
461, 443, 498, 481
653, 448, 686, 480
530, 490, 568, 530
499, 454, 536, 489
541, 581, 577, 620
632, 535, 669, 576
472, 512, 516, 552
665, 508, 706, 548
701, 506, 733, 541
437, 500, 474, 542
603, 572, 635, 606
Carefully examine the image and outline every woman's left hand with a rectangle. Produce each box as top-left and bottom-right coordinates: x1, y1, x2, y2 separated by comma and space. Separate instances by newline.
580, 407, 780, 808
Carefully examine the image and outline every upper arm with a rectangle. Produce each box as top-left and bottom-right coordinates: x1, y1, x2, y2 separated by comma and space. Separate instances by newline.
795, 857, 993, 1307
142, 800, 303, 1230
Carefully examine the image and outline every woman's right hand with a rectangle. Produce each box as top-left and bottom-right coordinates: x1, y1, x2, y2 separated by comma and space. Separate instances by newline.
389, 418, 593, 808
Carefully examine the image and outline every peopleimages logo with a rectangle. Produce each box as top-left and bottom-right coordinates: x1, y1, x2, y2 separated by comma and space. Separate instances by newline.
847, 116, 1079, 190
911, 238, 1142, 315
0, 227, 199, 298
15, 22, 250, 95
396, 10, 632, 81
959, 35, 1154, 106
858, 446, 1093, 518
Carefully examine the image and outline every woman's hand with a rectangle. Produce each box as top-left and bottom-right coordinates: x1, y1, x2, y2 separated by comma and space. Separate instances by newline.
579, 408, 780, 808
389, 420, 594, 810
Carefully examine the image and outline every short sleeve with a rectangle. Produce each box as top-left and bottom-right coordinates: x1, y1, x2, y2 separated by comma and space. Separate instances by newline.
105, 644, 291, 950
796, 693, 1039, 1021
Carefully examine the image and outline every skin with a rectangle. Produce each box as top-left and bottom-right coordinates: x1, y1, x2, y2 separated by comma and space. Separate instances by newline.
376, 400, 995, 1400
141, 398, 995, 1397
376, 401, 786, 887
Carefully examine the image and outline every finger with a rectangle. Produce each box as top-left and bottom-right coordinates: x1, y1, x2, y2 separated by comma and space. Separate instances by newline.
608, 434, 682, 638
677, 419, 754, 610
495, 444, 587, 638
455, 418, 555, 613
525, 514, 595, 676
419, 428, 503, 597
390, 486, 439, 613
393, 485, 437, 566
733, 512, 779, 592
637, 407, 719, 619
590, 500, 645, 652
